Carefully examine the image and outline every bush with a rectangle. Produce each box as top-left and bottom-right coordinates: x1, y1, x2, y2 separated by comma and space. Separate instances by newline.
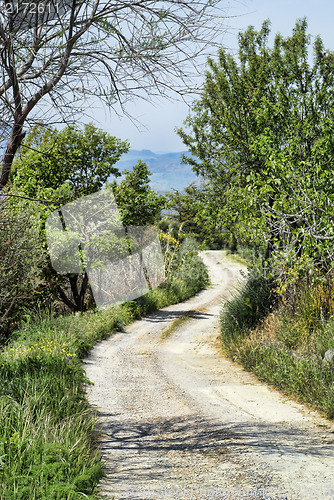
220, 272, 275, 345
0, 200, 47, 340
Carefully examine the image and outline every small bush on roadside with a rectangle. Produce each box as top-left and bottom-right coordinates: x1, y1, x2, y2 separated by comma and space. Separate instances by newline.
220, 272, 275, 345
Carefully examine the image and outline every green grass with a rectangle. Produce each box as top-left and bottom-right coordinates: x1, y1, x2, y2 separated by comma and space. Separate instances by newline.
225, 252, 247, 265
224, 337, 334, 419
220, 272, 334, 419
224, 244, 263, 267
0, 310, 117, 499
220, 272, 275, 345
0, 244, 209, 499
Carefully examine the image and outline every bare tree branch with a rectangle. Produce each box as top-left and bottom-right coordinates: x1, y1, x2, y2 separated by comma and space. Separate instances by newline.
0, 192, 54, 204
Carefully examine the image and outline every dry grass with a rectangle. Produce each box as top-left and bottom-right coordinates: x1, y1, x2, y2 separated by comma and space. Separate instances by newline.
249, 312, 281, 344
161, 310, 197, 340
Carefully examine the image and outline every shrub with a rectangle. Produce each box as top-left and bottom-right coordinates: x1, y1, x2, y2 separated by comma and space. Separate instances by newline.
220, 272, 275, 345
0, 200, 47, 340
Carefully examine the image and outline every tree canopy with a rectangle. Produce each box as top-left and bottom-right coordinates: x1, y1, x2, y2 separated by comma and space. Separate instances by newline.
178, 18, 334, 275
8, 124, 130, 313
10, 122, 128, 201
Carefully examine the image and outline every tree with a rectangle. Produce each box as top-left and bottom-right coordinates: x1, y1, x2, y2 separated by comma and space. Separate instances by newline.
167, 184, 225, 248
178, 19, 334, 274
0, 0, 227, 191
111, 160, 165, 227
10, 122, 128, 200
9, 123, 129, 312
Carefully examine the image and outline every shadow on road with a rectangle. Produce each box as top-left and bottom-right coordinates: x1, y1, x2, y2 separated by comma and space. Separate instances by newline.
136, 309, 213, 325
92, 411, 333, 460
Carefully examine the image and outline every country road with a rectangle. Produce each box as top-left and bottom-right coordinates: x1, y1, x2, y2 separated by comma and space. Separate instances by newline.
84, 251, 334, 500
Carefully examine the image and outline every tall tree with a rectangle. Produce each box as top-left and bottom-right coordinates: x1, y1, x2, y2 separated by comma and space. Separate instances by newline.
111, 160, 165, 227
178, 19, 334, 273
0, 0, 226, 190
10, 122, 128, 199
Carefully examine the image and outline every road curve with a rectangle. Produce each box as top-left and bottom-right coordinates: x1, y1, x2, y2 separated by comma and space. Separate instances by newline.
84, 250, 334, 500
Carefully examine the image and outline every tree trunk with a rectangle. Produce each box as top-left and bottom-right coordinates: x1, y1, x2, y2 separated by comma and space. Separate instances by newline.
0, 122, 25, 190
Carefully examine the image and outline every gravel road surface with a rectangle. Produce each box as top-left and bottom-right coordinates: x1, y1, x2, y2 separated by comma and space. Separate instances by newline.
84, 251, 334, 499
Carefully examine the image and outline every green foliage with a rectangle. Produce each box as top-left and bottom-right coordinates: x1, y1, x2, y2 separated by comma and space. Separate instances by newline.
110, 160, 165, 226
0, 201, 48, 339
11, 123, 128, 202
163, 237, 209, 299
167, 184, 225, 248
220, 274, 334, 419
158, 226, 209, 295
178, 18, 334, 273
220, 272, 275, 345
6, 124, 132, 313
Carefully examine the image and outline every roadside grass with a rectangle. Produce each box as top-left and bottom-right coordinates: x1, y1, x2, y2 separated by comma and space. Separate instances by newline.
220, 272, 276, 346
224, 251, 248, 266
0, 241, 209, 499
220, 271, 334, 419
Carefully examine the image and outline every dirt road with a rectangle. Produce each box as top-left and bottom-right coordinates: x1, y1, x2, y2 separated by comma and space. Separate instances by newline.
84, 251, 334, 499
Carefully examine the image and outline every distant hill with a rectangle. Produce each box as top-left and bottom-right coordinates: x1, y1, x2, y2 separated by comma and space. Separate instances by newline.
109, 149, 200, 192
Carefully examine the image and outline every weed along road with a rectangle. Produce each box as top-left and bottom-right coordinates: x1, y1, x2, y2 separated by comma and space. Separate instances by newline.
84, 251, 334, 500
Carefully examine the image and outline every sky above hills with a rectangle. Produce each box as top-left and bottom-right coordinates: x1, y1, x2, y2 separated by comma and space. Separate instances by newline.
91, 0, 334, 153
110, 150, 200, 193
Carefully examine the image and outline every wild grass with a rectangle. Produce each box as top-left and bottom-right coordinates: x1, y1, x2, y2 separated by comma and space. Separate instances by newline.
220, 270, 334, 419
0, 239, 209, 499
225, 244, 262, 268
220, 272, 275, 345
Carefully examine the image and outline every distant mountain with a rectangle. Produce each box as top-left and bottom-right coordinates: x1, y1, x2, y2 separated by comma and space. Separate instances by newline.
109, 149, 200, 192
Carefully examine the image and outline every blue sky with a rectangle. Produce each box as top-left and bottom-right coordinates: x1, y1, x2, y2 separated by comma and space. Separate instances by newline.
92, 0, 334, 153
